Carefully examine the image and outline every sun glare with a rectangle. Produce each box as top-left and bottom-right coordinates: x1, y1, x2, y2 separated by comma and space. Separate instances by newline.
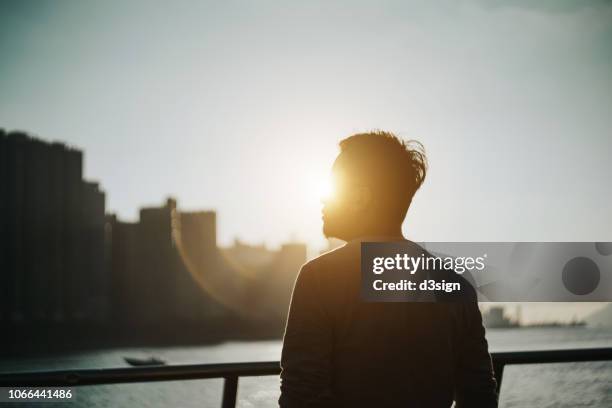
318, 177, 334, 202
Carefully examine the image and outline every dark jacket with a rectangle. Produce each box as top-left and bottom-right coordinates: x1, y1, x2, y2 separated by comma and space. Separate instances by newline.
279, 240, 498, 408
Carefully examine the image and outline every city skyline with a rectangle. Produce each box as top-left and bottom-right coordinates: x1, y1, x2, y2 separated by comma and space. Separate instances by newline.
0, 131, 307, 354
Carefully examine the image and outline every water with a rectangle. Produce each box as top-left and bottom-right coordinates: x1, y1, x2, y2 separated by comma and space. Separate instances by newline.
1, 327, 611, 407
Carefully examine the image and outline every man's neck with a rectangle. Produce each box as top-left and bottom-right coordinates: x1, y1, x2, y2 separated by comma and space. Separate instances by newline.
349, 226, 405, 242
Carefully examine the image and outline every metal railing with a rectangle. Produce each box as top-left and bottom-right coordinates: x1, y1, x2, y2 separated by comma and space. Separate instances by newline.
1, 347, 611, 407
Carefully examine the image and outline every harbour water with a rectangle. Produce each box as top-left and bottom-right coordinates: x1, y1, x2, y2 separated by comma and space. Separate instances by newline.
1, 327, 611, 407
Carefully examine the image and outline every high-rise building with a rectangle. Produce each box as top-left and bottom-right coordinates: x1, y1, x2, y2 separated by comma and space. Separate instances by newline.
137, 198, 180, 322
174, 210, 226, 321
109, 199, 227, 325
108, 215, 139, 322
0, 130, 107, 323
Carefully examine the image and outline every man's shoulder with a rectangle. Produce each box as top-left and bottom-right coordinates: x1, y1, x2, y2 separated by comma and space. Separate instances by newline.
301, 240, 359, 273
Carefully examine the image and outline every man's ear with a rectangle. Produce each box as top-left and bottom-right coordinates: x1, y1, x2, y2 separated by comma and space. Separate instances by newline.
351, 185, 372, 212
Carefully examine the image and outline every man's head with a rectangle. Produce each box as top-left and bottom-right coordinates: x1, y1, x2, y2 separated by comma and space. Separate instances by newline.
322, 131, 427, 241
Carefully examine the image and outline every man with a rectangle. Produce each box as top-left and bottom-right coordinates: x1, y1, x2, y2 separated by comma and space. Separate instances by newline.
279, 131, 498, 407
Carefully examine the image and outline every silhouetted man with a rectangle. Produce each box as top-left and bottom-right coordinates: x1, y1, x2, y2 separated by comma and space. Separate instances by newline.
279, 131, 498, 407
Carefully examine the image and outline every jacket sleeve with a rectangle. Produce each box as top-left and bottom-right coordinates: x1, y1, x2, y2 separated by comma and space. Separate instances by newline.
453, 294, 499, 408
279, 263, 334, 408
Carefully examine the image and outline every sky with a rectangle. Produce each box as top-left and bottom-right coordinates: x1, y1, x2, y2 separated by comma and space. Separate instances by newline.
1, 0, 611, 251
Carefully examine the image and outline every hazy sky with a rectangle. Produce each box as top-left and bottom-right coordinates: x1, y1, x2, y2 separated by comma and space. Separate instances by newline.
1, 0, 611, 253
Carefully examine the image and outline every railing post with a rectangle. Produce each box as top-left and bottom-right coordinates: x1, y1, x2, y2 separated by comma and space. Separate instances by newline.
493, 362, 504, 394
222, 375, 238, 408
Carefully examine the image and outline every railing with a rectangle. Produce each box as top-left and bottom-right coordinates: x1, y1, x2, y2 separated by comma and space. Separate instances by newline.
1, 348, 611, 407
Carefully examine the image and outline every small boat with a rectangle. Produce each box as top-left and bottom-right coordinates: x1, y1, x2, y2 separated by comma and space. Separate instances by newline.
124, 356, 166, 366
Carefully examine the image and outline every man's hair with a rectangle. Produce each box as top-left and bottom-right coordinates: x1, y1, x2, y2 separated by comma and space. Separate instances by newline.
338, 130, 427, 222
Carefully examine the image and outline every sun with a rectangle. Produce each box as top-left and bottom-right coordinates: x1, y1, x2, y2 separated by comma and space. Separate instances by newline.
305, 169, 335, 204
318, 177, 334, 202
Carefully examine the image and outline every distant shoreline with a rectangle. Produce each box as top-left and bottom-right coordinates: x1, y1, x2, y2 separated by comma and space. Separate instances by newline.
1, 321, 284, 358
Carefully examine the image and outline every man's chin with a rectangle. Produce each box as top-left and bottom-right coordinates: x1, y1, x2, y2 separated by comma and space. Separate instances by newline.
323, 223, 342, 240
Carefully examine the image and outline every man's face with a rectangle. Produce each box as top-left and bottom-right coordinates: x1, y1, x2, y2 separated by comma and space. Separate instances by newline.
322, 153, 365, 241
